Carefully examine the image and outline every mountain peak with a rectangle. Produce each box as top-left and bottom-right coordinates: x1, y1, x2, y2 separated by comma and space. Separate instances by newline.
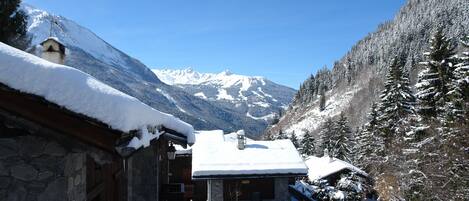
220, 69, 232, 76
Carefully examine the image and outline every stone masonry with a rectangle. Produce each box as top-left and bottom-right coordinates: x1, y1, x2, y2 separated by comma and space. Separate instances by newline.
0, 129, 104, 201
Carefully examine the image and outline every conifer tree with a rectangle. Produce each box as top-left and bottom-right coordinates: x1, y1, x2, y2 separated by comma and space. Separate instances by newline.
356, 103, 385, 169
319, 85, 326, 111
300, 130, 316, 156
446, 35, 469, 124
377, 57, 416, 136
0, 0, 29, 49
415, 30, 456, 122
290, 132, 300, 149
276, 130, 288, 140
320, 118, 335, 156
329, 113, 353, 162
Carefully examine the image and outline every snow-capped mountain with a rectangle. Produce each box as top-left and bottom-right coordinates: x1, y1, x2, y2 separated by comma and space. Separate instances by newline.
22, 4, 269, 137
153, 68, 296, 122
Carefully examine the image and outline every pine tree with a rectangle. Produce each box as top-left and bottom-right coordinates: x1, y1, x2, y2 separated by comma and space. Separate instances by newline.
0, 0, 29, 49
329, 113, 353, 162
446, 35, 469, 124
320, 118, 335, 156
377, 56, 416, 137
415, 30, 456, 122
319, 85, 326, 111
356, 102, 384, 169
300, 130, 316, 156
276, 130, 288, 140
290, 132, 300, 149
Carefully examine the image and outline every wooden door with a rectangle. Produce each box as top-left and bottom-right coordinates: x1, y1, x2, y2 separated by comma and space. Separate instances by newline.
86, 156, 126, 201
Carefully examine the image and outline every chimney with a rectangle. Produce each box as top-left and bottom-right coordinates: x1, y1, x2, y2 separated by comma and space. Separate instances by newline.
40, 37, 66, 65
237, 130, 246, 150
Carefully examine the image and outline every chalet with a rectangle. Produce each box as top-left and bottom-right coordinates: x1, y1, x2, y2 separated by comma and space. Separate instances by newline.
0, 42, 194, 201
305, 156, 369, 186
191, 130, 308, 201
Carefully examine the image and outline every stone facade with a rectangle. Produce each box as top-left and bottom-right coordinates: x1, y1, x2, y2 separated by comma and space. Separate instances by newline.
0, 124, 110, 201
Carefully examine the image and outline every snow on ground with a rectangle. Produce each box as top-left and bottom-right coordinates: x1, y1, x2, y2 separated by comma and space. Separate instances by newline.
192, 130, 308, 178
286, 86, 361, 137
0, 43, 194, 147
305, 156, 368, 181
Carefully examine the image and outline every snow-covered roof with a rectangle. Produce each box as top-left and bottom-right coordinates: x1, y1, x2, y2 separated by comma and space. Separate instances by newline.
305, 156, 368, 181
0, 43, 194, 149
192, 130, 308, 179
40, 37, 63, 46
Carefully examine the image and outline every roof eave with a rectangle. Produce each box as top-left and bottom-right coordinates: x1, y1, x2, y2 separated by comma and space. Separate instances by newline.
192, 172, 308, 180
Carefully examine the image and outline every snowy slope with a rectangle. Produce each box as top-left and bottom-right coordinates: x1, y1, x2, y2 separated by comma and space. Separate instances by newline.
153, 68, 296, 122
284, 86, 361, 138
266, 0, 469, 140
22, 4, 268, 137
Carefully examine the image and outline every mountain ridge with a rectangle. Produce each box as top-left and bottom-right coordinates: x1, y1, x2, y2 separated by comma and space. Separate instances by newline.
153, 68, 296, 122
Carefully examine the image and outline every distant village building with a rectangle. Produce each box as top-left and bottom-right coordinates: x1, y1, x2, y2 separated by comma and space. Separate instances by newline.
0, 42, 194, 201
190, 130, 308, 201
40, 37, 66, 64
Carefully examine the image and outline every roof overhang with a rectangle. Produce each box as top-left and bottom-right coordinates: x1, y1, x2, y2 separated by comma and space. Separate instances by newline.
192, 172, 307, 180
0, 83, 123, 155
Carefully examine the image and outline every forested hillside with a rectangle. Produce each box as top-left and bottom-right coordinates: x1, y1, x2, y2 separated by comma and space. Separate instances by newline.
266, 0, 468, 199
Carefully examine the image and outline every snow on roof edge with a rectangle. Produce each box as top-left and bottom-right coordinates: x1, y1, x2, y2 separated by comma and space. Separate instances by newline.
305, 156, 368, 182
0, 42, 194, 147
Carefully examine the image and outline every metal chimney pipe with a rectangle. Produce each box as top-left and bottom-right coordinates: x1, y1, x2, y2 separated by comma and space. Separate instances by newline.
237, 130, 246, 150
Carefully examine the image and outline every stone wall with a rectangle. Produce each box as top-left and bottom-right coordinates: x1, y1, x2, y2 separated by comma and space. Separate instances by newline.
0, 124, 110, 201
0, 134, 74, 201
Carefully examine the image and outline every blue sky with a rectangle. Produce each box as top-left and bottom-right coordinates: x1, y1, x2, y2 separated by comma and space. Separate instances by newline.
24, 0, 405, 89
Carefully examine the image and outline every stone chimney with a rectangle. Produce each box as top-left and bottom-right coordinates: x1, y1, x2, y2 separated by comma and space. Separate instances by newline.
40, 37, 65, 64
237, 130, 246, 150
